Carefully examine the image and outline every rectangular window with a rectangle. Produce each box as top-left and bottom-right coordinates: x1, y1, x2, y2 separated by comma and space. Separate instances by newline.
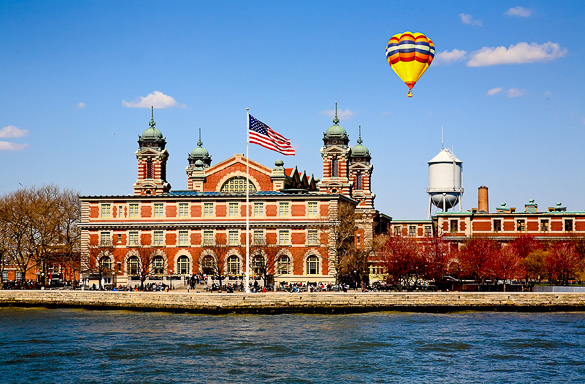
116, 234, 122, 243
253, 230, 265, 245
228, 230, 239, 245
493, 219, 502, 232
409, 226, 416, 237
1, 270, 7, 282
178, 231, 189, 246
278, 230, 290, 245
203, 230, 214, 245
100, 231, 111, 246
229, 202, 239, 217
356, 173, 363, 190
450, 220, 458, 233
565, 219, 574, 232
129, 203, 139, 218
540, 219, 549, 232
101, 204, 111, 218
203, 202, 214, 217
178, 203, 189, 217
128, 231, 139, 246
307, 229, 319, 245
253, 202, 264, 217
153, 231, 164, 246
279, 202, 289, 217
307, 202, 318, 217
393, 226, 401, 236
516, 219, 525, 232
154, 203, 164, 218
118, 206, 123, 218
332, 158, 338, 177
424, 226, 432, 237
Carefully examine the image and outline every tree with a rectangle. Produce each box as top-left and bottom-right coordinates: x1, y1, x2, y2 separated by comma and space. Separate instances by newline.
131, 245, 158, 290
458, 237, 499, 287
523, 249, 548, 284
378, 235, 425, 290
421, 236, 452, 283
204, 234, 232, 290
84, 238, 116, 290
488, 246, 525, 291
329, 202, 358, 283
248, 235, 284, 290
545, 241, 581, 285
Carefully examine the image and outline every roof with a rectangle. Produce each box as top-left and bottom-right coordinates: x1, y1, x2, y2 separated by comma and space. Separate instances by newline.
428, 148, 461, 164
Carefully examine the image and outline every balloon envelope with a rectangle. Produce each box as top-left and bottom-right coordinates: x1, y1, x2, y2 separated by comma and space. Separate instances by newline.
386, 31, 435, 95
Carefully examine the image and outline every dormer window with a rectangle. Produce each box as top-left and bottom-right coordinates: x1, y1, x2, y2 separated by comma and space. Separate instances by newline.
220, 176, 257, 193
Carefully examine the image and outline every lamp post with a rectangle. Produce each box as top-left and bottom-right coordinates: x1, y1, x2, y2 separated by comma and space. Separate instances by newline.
169, 270, 173, 290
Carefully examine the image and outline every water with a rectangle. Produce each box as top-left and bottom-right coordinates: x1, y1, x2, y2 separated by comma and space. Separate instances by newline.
0, 309, 584, 383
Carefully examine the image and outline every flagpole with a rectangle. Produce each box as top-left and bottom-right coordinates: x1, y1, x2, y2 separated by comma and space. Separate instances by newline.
245, 108, 250, 293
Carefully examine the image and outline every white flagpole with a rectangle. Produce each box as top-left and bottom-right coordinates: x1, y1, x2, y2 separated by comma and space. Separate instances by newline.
245, 108, 250, 293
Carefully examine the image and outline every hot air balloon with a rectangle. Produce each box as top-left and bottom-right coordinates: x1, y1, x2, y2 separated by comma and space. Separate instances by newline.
386, 31, 435, 97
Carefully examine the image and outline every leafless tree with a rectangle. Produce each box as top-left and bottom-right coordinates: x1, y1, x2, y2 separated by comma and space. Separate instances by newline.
84, 238, 116, 290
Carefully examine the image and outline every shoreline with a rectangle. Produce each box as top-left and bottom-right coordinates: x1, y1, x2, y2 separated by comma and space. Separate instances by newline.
1, 290, 585, 314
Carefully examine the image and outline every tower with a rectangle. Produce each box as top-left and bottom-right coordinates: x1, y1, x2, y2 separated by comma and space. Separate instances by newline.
349, 126, 375, 209
186, 128, 212, 191
426, 147, 464, 218
133, 107, 171, 196
319, 103, 351, 195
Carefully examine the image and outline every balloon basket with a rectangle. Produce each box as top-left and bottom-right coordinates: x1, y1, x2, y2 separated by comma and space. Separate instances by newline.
407, 91, 412, 97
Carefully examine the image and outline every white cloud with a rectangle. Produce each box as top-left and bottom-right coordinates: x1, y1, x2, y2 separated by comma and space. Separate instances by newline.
77, 102, 86, 109
321, 108, 356, 120
468, 42, 567, 67
505, 6, 531, 17
122, 91, 185, 109
487, 88, 503, 96
0, 125, 28, 138
433, 49, 468, 65
459, 13, 482, 26
0, 141, 28, 151
507, 88, 526, 97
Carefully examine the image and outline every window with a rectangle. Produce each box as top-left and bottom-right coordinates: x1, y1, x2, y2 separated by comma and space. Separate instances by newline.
307, 229, 319, 245
128, 231, 139, 246
129, 203, 139, 218
178, 203, 189, 217
201, 255, 215, 275
279, 202, 289, 217
100, 231, 111, 246
356, 234, 361, 246
565, 219, 574, 232
449, 220, 458, 233
424, 226, 432, 237
203, 202, 214, 217
331, 158, 338, 177
151, 255, 165, 275
177, 255, 190, 275
306, 255, 319, 275
252, 255, 265, 276
307, 202, 318, 217
253, 230, 265, 246
101, 204, 111, 218
203, 230, 214, 245
118, 206, 123, 218
227, 255, 240, 275
393, 226, 401, 236
540, 219, 549, 232
116, 234, 122, 243
254, 202, 264, 217
228, 230, 239, 245
278, 230, 290, 245
154, 203, 164, 217
516, 219, 525, 232
229, 202, 239, 217
178, 231, 189, 246
99, 255, 112, 270
146, 159, 153, 179
409, 226, 416, 237
220, 177, 256, 193
153, 231, 164, 246
1, 270, 7, 282
493, 219, 502, 232
277, 255, 290, 275
127, 256, 140, 275
356, 172, 363, 190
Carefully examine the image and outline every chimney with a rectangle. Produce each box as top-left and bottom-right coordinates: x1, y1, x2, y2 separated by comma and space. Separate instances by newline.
478, 186, 489, 213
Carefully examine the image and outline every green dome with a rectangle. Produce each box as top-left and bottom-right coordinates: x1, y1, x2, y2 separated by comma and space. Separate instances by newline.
141, 126, 163, 140
190, 146, 209, 158
325, 123, 348, 139
351, 143, 370, 157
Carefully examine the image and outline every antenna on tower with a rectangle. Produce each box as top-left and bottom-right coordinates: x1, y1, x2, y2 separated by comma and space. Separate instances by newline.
441, 125, 444, 148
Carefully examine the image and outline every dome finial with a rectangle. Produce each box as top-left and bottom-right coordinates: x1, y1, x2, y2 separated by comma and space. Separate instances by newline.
197, 128, 203, 147
149, 106, 156, 129
333, 102, 339, 125
357, 125, 363, 144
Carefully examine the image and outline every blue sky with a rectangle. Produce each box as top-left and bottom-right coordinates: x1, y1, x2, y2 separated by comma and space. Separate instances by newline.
1, 0, 584, 219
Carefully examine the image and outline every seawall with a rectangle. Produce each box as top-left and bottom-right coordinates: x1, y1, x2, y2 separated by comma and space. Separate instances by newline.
1, 291, 585, 314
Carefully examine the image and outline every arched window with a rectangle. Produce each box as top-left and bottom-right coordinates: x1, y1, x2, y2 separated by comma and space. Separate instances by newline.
306, 255, 319, 275
177, 255, 190, 275
252, 255, 265, 276
201, 255, 216, 275
151, 255, 165, 275
227, 255, 240, 275
277, 255, 290, 275
332, 158, 338, 177
99, 255, 112, 271
220, 176, 257, 193
127, 255, 140, 276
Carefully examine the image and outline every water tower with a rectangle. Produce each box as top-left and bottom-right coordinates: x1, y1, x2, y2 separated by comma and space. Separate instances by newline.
426, 148, 464, 218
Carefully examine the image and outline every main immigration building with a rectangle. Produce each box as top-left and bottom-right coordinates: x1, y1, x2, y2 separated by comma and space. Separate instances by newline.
79, 111, 390, 287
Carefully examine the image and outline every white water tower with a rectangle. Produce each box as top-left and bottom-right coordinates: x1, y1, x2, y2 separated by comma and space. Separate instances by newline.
426, 148, 464, 218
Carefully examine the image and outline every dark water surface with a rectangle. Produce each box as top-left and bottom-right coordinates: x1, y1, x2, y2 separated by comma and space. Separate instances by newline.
0, 308, 583, 383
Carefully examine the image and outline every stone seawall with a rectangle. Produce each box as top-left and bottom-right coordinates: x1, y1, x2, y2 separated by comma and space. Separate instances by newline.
1, 291, 585, 314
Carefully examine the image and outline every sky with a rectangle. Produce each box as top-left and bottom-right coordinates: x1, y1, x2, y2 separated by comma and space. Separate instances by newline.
1, 0, 584, 219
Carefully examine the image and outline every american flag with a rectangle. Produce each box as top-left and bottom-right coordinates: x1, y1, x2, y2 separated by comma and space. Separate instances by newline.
248, 114, 295, 156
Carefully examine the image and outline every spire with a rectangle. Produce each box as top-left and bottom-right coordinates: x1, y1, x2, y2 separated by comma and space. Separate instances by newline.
357, 125, 363, 144
333, 102, 339, 125
197, 128, 203, 147
149, 106, 156, 129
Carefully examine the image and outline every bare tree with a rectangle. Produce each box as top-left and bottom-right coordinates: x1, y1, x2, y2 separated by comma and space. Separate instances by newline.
84, 238, 116, 290
205, 234, 232, 290
329, 202, 358, 283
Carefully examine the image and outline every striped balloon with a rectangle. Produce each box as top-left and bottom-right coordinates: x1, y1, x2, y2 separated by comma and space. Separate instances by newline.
386, 31, 435, 97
